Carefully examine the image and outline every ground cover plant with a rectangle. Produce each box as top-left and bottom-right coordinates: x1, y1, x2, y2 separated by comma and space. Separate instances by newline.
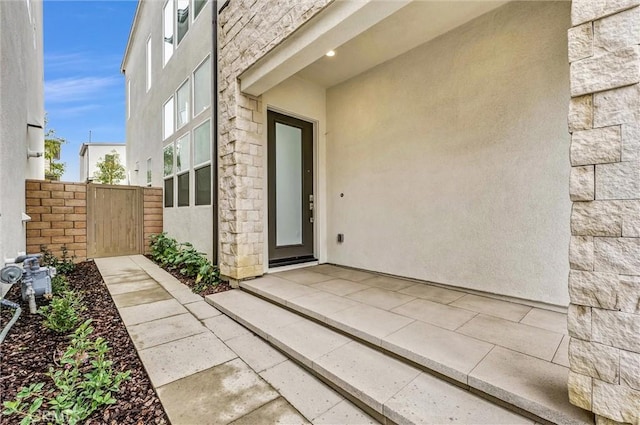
148, 233, 229, 296
0, 253, 168, 424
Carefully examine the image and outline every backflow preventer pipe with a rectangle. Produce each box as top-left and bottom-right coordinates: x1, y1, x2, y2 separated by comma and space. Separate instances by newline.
0, 299, 22, 343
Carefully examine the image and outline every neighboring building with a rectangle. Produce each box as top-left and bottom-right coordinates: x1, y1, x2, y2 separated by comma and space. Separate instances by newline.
79, 142, 127, 184
123, 1, 640, 423
0, 0, 45, 264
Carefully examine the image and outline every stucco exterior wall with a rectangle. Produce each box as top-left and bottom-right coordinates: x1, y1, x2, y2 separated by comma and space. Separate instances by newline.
0, 0, 44, 264
325, 1, 572, 306
123, 0, 214, 258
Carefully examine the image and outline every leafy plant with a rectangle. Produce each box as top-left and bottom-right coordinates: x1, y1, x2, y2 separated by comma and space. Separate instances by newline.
51, 274, 70, 295
148, 233, 221, 294
2, 321, 131, 425
39, 291, 85, 333
93, 150, 126, 185
40, 245, 76, 275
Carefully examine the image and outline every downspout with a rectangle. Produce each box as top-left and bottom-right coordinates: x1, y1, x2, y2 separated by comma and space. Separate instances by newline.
212, 1, 225, 265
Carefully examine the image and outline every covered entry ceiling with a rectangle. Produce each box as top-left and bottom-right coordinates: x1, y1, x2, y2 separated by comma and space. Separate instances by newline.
297, 0, 508, 88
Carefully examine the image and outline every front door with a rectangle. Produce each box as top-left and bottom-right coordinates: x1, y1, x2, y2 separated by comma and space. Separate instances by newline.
267, 110, 315, 266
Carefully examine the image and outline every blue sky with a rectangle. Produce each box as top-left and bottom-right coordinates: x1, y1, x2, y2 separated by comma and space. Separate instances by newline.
44, 1, 137, 181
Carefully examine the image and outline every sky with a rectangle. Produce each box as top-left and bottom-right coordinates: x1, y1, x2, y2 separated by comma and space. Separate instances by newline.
44, 1, 138, 181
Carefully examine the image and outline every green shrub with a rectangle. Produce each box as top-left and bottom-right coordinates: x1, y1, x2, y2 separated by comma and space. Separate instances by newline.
2, 320, 131, 425
39, 291, 85, 333
51, 275, 70, 295
40, 245, 76, 275
148, 233, 221, 294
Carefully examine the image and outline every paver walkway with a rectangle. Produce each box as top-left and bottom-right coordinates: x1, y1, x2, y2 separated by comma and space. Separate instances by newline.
95, 255, 377, 425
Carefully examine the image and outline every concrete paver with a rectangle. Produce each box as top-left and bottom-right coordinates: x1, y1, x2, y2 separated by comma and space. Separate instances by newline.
382, 320, 493, 383
157, 358, 279, 425
128, 313, 205, 350
521, 307, 568, 334
391, 298, 477, 331
102, 271, 152, 285
457, 314, 564, 361
450, 294, 532, 322
553, 335, 570, 367
138, 331, 236, 387
118, 298, 187, 326
275, 269, 334, 285
326, 268, 376, 282
346, 287, 415, 310
104, 279, 160, 295
327, 304, 414, 344
398, 282, 466, 304
203, 314, 252, 341
228, 397, 311, 425
268, 319, 351, 368
286, 290, 360, 320
225, 334, 287, 373
469, 346, 594, 425
384, 372, 534, 424
261, 360, 343, 421
184, 300, 222, 320
169, 287, 203, 304
310, 278, 370, 296
313, 400, 378, 425
242, 276, 319, 303
111, 286, 172, 308
314, 340, 421, 412
359, 275, 414, 291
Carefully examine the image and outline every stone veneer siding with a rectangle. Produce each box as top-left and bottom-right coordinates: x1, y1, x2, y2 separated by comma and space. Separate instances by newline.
567, 1, 640, 424
25, 180, 162, 260
217, 0, 332, 280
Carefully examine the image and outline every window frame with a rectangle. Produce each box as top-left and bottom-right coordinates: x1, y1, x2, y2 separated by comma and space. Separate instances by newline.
146, 36, 152, 91
163, 96, 175, 140
176, 0, 190, 46
192, 55, 211, 119
176, 78, 191, 130
162, 0, 174, 67
193, 0, 207, 22
146, 158, 152, 187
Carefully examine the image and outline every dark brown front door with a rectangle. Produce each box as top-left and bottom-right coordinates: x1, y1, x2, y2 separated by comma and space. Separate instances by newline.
267, 111, 315, 266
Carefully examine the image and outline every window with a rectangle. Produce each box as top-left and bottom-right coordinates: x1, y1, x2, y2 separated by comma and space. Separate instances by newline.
127, 79, 131, 119
193, 120, 210, 165
163, 0, 174, 65
195, 165, 211, 205
163, 144, 174, 176
193, 57, 210, 117
146, 158, 152, 186
176, 134, 190, 172
176, 0, 189, 45
176, 79, 190, 129
146, 37, 152, 91
163, 96, 174, 139
194, 0, 206, 19
178, 172, 190, 206
164, 178, 174, 207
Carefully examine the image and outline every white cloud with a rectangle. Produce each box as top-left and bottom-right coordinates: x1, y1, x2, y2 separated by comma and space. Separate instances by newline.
45, 76, 121, 103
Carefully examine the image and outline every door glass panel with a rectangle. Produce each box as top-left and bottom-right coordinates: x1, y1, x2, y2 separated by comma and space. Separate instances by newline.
275, 122, 302, 246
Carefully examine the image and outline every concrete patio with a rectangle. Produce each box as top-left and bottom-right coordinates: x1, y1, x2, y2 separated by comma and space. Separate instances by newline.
94, 255, 377, 425
206, 264, 594, 425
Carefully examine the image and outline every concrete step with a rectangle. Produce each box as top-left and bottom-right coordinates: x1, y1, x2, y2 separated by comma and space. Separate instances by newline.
234, 277, 594, 425
207, 290, 541, 425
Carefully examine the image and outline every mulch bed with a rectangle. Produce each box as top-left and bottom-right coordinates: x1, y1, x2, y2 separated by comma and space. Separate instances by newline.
0, 261, 169, 424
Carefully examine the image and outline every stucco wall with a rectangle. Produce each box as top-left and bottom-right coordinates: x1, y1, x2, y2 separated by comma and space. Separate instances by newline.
326, 1, 572, 305
262, 76, 328, 268
123, 0, 213, 258
0, 0, 44, 264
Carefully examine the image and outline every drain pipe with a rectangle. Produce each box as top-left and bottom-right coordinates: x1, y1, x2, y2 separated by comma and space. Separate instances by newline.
0, 299, 22, 343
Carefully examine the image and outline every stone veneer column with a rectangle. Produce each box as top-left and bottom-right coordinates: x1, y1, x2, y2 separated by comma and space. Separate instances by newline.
217, 0, 331, 281
568, 2, 640, 424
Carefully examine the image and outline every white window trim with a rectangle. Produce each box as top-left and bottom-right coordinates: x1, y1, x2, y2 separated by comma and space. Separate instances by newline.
127, 79, 131, 120
175, 0, 190, 47
163, 96, 175, 140
162, 0, 174, 68
192, 0, 208, 23
193, 119, 211, 167
146, 157, 152, 187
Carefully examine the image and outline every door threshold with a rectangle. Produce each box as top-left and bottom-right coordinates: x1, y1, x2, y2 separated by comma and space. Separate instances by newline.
268, 259, 318, 273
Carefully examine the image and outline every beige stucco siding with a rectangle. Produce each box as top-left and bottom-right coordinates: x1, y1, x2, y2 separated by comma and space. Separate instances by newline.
326, 1, 572, 305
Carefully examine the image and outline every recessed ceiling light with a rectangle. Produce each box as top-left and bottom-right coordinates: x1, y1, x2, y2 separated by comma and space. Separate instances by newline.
326, 50, 336, 57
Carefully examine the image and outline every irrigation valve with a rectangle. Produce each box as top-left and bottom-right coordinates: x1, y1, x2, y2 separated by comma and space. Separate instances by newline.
0, 254, 54, 314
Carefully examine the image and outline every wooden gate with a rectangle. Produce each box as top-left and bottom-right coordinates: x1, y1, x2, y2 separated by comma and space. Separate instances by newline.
87, 184, 143, 258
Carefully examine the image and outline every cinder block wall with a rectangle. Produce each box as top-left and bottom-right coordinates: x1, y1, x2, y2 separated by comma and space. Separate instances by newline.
143, 187, 163, 254
25, 180, 87, 261
218, 0, 332, 280
567, 2, 640, 424
25, 180, 163, 261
